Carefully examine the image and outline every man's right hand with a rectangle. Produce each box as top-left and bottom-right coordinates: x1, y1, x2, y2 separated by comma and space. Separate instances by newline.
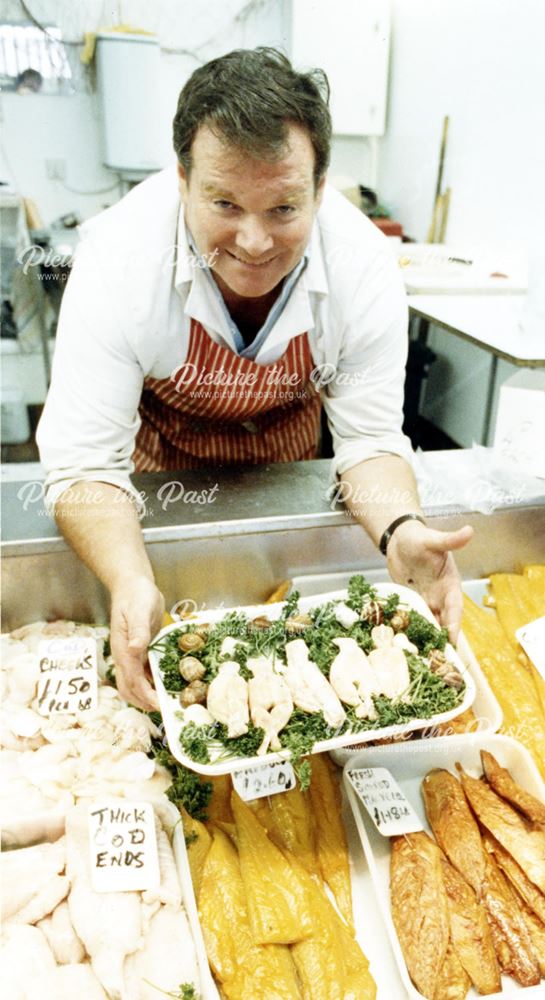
110, 575, 165, 711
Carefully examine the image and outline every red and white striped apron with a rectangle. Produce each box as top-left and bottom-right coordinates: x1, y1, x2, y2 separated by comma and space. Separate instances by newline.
133, 318, 321, 470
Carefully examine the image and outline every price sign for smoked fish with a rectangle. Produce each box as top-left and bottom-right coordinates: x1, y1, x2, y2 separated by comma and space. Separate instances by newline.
36, 637, 98, 716
232, 760, 296, 801
346, 767, 423, 836
88, 800, 160, 892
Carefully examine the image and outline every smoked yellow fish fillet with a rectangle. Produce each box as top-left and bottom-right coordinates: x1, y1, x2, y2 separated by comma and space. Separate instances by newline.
198, 827, 254, 982
480, 750, 545, 827
232, 792, 314, 945
221, 943, 303, 1000
421, 768, 487, 896
180, 806, 212, 900
487, 573, 545, 715
440, 857, 501, 994
206, 774, 234, 825
433, 941, 471, 1000
481, 851, 541, 986
308, 753, 354, 931
461, 595, 545, 780
523, 564, 545, 616
198, 827, 305, 998
290, 856, 376, 1000
483, 832, 545, 926
390, 832, 450, 1000
457, 766, 545, 894
265, 784, 319, 877
488, 573, 542, 642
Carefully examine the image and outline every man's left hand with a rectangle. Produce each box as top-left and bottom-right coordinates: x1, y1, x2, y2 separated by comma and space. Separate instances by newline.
386, 520, 474, 644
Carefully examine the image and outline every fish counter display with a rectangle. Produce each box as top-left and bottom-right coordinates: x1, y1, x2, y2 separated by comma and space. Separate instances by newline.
1, 562, 545, 999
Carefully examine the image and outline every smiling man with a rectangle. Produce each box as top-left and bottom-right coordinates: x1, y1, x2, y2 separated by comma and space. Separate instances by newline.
37, 48, 472, 708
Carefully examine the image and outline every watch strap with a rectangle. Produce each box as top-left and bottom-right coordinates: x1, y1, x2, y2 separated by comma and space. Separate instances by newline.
379, 513, 426, 556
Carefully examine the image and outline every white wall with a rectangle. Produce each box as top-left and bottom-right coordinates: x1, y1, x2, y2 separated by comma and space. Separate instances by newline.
379, 0, 545, 445
380, 0, 545, 254
0, 0, 288, 225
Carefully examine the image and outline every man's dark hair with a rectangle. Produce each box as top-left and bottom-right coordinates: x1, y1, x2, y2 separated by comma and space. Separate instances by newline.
172, 47, 331, 189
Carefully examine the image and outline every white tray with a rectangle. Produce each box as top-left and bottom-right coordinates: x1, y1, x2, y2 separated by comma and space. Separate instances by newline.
166, 765, 404, 999
149, 584, 476, 776
343, 734, 545, 1000
167, 802, 219, 1000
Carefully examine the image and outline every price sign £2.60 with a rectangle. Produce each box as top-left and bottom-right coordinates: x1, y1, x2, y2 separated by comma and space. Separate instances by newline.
36, 637, 98, 716
232, 760, 296, 801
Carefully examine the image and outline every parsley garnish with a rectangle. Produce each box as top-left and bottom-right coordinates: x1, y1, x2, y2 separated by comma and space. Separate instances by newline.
152, 746, 212, 820
406, 611, 448, 654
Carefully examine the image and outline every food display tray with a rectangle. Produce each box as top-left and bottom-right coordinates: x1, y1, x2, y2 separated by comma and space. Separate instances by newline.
167, 768, 410, 1000
148, 583, 477, 776
343, 734, 545, 1000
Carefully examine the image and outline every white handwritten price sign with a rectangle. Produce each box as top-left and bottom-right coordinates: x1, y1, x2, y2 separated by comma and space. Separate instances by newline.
346, 766, 423, 836
36, 637, 98, 716
88, 800, 160, 892
232, 760, 296, 801
517, 616, 545, 680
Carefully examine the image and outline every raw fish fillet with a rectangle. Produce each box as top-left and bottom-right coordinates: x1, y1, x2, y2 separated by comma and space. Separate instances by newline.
125, 905, 199, 1000
0, 924, 57, 1000
141, 821, 181, 908
38, 899, 86, 964
1, 837, 66, 920
50, 963, 108, 999
10, 874, 70, 924
65, 803, 143, 999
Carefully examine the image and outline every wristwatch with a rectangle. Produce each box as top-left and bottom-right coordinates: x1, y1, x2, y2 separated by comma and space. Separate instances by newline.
379, 513, 426, 556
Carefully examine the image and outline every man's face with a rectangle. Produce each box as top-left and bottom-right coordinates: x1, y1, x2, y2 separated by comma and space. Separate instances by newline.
177, 123, 324, 302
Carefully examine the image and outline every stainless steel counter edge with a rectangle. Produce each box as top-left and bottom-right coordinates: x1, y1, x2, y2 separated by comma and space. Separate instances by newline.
2, 457, 544, 557
1, 508, 352, 557
3, 502, 543, 559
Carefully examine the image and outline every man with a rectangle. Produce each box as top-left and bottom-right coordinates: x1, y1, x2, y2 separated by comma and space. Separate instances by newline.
37, 48, 472, 710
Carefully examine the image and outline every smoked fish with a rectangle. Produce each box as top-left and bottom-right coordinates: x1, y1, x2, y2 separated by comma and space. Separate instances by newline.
231, 792, 314, 945
308, 753, 354, 930
440, 858, 501, 994
422, 768, 486, 895
481, 852, 540, 987
480, 750, 545, 827
390, 832, 449, 999
458, 766, 545, 894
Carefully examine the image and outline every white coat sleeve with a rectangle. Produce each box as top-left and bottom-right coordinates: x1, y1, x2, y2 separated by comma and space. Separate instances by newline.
36, 234, 145, 514
322, 246, 414, 478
